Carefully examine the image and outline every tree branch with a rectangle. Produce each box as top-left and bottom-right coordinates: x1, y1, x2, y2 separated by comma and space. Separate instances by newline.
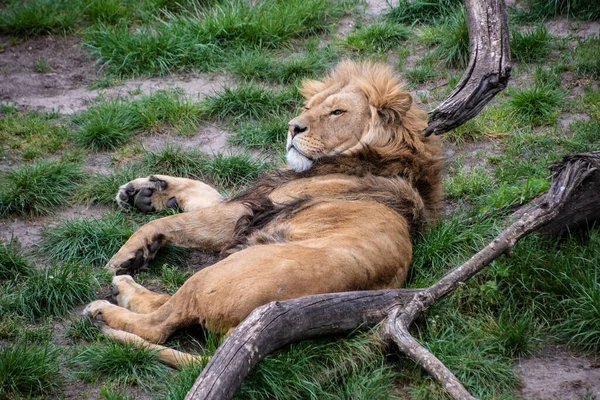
424, 0, 512, 136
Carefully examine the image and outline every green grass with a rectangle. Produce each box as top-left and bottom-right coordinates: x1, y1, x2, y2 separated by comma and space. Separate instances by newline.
1, 263, 101, 320
160, 264, 190, 294
384, 0, 463, 24
445, 166, 494, 201
83, 0, 348, 77
203, 84, 299, 120
521, 0, 600, 20
33, 57, 52, 73
201, 153, 272, 189
344, 22, 412, 53
0, 159, 87, 217
511, 25, 553, 63
0, 242, 33, 281
38, 211, 188, 268
422, 8, 470, 68
73, 341, 169, 386
0, 0, 80, 36
228, 48, 335, 84
405, 55, 439, 85
67, 317, 104, 342
73, 90, 204, 150
229, 113, 292, 150
0, 342, 62, 398
572, 35, 600, 78
507, 85, 563, 126
0, 108, 70, 161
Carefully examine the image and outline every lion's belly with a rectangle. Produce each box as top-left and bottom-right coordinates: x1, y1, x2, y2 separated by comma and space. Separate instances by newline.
190, 200, 413, 331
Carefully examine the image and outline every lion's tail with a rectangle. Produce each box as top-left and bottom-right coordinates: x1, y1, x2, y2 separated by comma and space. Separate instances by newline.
96, 322, 208, 369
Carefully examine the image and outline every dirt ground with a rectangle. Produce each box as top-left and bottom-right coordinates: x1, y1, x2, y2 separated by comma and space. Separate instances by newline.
1, 8, 600, 399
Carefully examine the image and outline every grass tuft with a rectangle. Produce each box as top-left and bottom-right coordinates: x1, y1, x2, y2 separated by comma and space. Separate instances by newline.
73, 341, 169, 386
0, 342, 62, 398
0, 242, 33, 281
344, 22, 411, 53
572, 35, 600, 78
422, 8, 470, 68
0, 0, 79, 36
511, 25, 553, 63
384, 0, 463, 24
0, 159, 86, 217
4, 263, 101, 320
201, 153, 272, 189
508, 85, 563, 126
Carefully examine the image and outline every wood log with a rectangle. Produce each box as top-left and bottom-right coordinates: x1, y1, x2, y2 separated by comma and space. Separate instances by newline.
423, 0, 512, 136
186, 152, 600, 400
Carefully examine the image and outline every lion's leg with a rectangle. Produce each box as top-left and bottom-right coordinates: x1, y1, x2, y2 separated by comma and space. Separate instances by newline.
106, 202, 248, 275
112, 275, 170, 314
116, 175, 225, 213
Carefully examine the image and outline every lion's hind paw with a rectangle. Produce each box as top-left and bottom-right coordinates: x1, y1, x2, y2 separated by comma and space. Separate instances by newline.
116, 176, 175, 212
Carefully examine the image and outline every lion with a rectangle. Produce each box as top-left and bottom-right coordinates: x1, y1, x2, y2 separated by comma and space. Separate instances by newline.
83, 60, 443, 367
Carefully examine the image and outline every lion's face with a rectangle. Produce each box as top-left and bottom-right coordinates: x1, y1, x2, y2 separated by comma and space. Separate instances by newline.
285, 61, 427, 173
286, 84, 371, 172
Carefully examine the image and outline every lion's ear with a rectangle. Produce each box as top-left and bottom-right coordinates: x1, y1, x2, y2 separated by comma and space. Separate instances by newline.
374, 91, 413, 125
299, 79, 328, 99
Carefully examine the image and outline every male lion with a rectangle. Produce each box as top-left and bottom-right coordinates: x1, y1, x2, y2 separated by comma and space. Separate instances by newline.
84, 60, 443, 366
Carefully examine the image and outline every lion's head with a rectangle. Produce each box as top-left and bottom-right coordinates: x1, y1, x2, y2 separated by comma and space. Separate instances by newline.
286, 60, 430, 172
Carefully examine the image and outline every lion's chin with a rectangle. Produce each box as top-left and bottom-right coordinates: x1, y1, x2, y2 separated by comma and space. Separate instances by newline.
286, 147, 313, 172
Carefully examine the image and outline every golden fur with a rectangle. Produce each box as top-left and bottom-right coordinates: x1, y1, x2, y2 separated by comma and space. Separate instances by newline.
84, 61, 443, 366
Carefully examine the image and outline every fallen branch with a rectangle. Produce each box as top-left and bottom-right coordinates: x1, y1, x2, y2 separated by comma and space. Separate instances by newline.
186, 151, 600, 400
424, 0, 511, 136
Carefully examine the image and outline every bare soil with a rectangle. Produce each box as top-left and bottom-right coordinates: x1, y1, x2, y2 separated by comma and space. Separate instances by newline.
517, 346, 600, 400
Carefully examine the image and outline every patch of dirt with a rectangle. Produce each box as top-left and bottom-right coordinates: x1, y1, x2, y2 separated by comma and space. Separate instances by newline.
365, 0, 395, 18
558, 113, 591, 132
517, 346, 600, 400
0, 35, 232, 114
545, 17, 600, 38
141, 124, 237, 155
0, 204, 111, 248
0, 35, 99, 109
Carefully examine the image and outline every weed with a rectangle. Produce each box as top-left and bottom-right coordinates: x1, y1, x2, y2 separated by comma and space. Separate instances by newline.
384, 0, 463, 24
33, 57, 51, 73
521, 0, 600, 20
0, 241, 33, 281
5, 263, 101, 320
137, 145, 207, 179
73, 341, 169, 386
0, 342, 62, 398
533, 65, 562, 89
0, 315, 53, 342
511, 25, 553, 63
508, 85, 563, 126
162, 360, 207, 400
405, 63, 438, 85
88, 76, 121, 90
0, 0, 80, 36
344, 22, 411, 53
100, 384, 133, 400
557, 275, 600, 351
0, 159, 86, 217
484, 177, 549, 210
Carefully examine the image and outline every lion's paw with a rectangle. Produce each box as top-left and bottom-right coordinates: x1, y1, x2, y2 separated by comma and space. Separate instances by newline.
112, 275, 140, 308
115, 176, 178, 212
82, 300, 112, 321
106, 235, 163, 276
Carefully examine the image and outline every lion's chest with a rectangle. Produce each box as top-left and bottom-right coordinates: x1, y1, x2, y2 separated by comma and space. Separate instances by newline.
268, 174, 365, 204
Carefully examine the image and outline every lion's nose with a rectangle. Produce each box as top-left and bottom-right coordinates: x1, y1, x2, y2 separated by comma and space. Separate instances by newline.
288, 123, 308, 138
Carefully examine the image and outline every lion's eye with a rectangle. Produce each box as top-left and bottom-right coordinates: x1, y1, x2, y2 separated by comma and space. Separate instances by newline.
330, 109, 345, 116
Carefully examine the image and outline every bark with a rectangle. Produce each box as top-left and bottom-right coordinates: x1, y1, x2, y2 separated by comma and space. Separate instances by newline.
186, 152, 600, 400
424, 0, 512, 136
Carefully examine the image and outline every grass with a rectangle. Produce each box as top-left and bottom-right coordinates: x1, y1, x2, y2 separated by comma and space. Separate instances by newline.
0, 108, 69, 161
0, 342, 62, 398
344, 22, 412, 53
572, 35, 600, 78
203, 84, 299, 120
445, 166, 494, 201
384, 0, 463, 24
2, 263, 102, 320
422, 8, 470, 68
229, 113, 292, 149
521, 0, 600, 20
0, 242, 33, 281
38, 211, 189, 268
0, 159, 87, 217
33, 57, 51, 73
0, 0, 79, 36
73, 341, 169, 386
511, 25, 553, 63
507, 85, 563, 126
83, 0, 348, 77
160, 264, 190, 294
201, 153, 272, 189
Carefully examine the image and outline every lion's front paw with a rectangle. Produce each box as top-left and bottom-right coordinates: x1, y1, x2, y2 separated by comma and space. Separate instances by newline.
106, 235, 163, 276
116, 176, 178, 212
83, 300, 112, 321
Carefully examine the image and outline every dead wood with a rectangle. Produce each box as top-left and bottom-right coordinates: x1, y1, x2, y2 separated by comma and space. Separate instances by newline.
423, 0, 512, 136
186, 152, 600, 400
